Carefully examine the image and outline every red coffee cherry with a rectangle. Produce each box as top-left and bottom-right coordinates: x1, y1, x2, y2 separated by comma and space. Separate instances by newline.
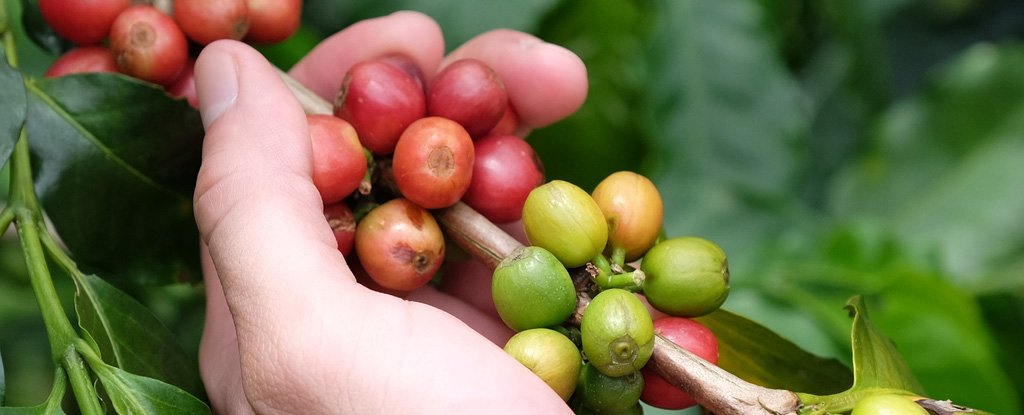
44, 47, 119, 78
487, 101, 520, 137
392, 117, 475, 209
167, 58, 199, 108
334, 59, 426, 155
640, 317, 719, 410
307, 114, 367, 204
39, 0, 132, 45
461, 134, 544, 223
109, 5, 189, 86
323, 202, 356, 257
427, 58, 508, 138
355, 198, 445, 292
244, 0, 302, 44
174, 0, 250, 45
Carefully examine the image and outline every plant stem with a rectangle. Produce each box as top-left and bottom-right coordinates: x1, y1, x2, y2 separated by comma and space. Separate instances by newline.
434, 202, 523, 269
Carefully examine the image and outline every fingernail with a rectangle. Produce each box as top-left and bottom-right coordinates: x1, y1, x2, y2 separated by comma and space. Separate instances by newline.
195, 49, 239, 129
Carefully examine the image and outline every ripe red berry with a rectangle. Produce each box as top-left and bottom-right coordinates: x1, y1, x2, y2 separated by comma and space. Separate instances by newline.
392, 117, 475, 209
461, 134, 544, 223
174, 0, 250, 45
307, 114, 367, 204
244, 0, 302, 44
167, 58, 199, 108
323, 202, 356, 257
39, 0, 132, 45
487, 101, 520, 137
44, 46, 119, 78
427, 58, 508, 138
109, 5, 189, 86
334, 59, 426, 155
640, 317, 719, 410
355, 198, 445, 292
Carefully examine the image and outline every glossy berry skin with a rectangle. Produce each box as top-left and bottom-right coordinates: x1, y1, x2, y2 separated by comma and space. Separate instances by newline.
355, 198, 444, 292
851, 394, 928, 415
461, 134, 543, 223
427, 58, 508, 138
323, 202, 356, 257
307, 115, 367, 204
581, 289, 654, 378
503, 328, 581, 401
109, 5, 189, 86
640, 317, 719, 410
39, 0, 132, 45
575, 362, 644, 414
392, 117, 474, 209
44, 47, 119, 78
334, 59, 426, 155
174, 0, 250, 45
641, 237, 730, 317
592, 171, 664, 262
167, 58, 198, 108
522, 180, 608, 268
491, 246, 576, 332
244, 0, 302, 44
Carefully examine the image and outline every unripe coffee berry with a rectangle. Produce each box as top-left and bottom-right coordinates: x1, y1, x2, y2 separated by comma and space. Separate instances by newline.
851, 394, 928, 415
574, 362, 644, 414
492, 246, 577, 332
581, 289, 654, 378
641, 237, 729, 317
427, 58, 508, 138
503, 328, 582, 401
591, 171, 663, 262
522, 180, 608, 268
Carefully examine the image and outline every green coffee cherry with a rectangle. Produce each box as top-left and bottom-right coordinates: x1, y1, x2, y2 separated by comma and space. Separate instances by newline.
503, 328, 582, 401
641, 237, 729, 317
851, 394, 928, 415
522, 180, 608, 268
581, 289, 654, 378
492, 246, 577, 331
574, 362, 644, 414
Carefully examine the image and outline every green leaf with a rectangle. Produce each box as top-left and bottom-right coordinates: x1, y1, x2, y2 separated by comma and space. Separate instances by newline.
1, 347, 5, 406
0, 367, 67, 415
0, 47, 26, 167
696, 308, 852, 395
643, 0, 810, 270
73, 273, 201, 397
24, 73, 203, 285
830, 43, 1024, 287
17, 0, 69, 55
844, 295, 923, 393
87, 357, 209, 415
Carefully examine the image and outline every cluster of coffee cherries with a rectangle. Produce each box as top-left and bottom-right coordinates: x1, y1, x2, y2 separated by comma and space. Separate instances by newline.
40, 0, 302, 106
496, 174, 731, 413
313, 55, 542, 293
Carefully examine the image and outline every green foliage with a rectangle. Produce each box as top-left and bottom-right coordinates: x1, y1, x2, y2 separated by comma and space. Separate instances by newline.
24, 74, 203, 285
78, 344, 210, 415
0, 48, 24, 166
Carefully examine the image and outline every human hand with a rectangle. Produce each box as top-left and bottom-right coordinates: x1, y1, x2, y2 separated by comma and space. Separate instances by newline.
192, 11, 587, 414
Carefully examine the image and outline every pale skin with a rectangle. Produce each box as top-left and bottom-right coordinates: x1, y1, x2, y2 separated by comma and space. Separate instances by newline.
192, 11, 588, 414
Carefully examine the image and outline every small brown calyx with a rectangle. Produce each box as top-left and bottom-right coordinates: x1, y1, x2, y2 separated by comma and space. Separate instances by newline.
129, 22, 155, 47
427, 146, 455, 178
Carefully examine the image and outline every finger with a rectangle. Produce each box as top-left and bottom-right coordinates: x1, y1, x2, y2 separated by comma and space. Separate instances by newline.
438, 220, 529, 319
406, 284, 514, 345
288, 11, 445, 100
193, 39, 357, 340
197, 244, 253, 415
441, 29, 588, 130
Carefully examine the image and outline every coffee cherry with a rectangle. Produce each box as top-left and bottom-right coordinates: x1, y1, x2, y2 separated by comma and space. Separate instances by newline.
592, 171, 663, 263
39, 0, 132, 45
244, 0, 301, 44
174, 0, 250, 45
574, 362, 644, 414
354, 198, 444, 291
334, 59, 426, 155
852, 394, 928, 415
640, 317, 719, 410
427, 58, 508, 138
392, 117, 474, 209
167, 58, 198, 108
461, 134, 544, 224
307, 114, 367, 204
522, 180, 608, 268
581, 289, 654, 378
492, 246, 576, 332
503, 328, 582, 401
487, 101, 520, 136
641, 237, 729, 317
44, 47, 118, 78
324, 202, 356, 257
109, 5, 189, 86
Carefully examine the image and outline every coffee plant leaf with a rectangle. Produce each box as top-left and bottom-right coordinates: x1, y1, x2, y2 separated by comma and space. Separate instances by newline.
92, 362, 210, 415
0, 48, 26, 167
844, 295, 924, 393
74, 273, 201, 397
696, 308, 852, 395
0, 367, 67, 414
24, 73, 203, 285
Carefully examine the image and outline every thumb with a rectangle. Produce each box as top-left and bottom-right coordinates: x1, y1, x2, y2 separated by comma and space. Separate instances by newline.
193, 40, 356, 336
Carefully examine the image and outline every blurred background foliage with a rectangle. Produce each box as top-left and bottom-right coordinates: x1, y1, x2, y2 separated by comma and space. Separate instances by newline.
2, 0, 1022, 413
